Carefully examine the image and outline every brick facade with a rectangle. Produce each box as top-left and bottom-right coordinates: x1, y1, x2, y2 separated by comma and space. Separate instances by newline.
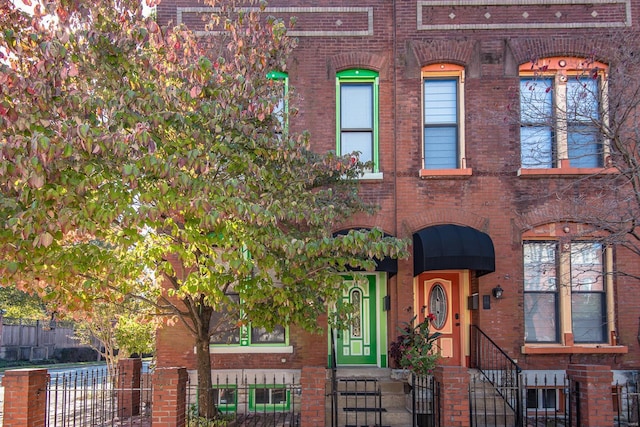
434, 365, 471, 427
156, 0, 640, 377
2, 369, 48, 427
117, 358, 142, 418
567, 364, 616, 427
152, 367, 189, 427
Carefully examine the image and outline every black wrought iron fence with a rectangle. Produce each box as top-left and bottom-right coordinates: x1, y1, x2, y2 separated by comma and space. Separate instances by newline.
614, 378, 640, 427
470, 325, 522, 424
46, 366, 152, 427
521, 373, 574, 427
412, 374, 439, 427
185, 373, 301, 427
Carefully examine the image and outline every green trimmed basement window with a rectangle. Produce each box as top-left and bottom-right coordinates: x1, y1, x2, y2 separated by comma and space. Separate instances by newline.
249, 385, 290, 411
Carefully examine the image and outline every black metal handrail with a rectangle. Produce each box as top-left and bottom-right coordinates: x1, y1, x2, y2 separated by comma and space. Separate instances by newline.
470, 325, 523, 426
329, 328, 338, 427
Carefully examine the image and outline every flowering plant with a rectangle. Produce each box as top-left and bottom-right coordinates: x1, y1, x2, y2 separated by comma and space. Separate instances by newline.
389, 314, 441, 376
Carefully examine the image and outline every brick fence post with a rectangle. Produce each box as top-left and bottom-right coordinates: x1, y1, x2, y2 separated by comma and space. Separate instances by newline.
567, 364, 614, 427
434, 365, 471, 427
152, 367, 188, 427
2, 368, 48, 427
117, 358, 142, 418
300, 366, 326, 427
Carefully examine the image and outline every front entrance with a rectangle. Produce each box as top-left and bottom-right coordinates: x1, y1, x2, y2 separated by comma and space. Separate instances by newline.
416, 272, 464, 366
336, 274, 380, 366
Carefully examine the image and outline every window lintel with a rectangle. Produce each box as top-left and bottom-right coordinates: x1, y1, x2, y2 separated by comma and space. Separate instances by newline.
422, 63, 465, 74
519, 57, 608, 74
337, 69, 378, 80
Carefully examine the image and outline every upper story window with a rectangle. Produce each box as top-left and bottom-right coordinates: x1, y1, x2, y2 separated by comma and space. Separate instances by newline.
421, 64, 470, 178
336, 69, 380, 175
519, 57, 608, 172
523, 232, 613, 347
267, 71, 288, 136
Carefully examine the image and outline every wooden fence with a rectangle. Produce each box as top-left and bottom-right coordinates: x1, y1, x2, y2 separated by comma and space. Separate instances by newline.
0, 316, 92, 361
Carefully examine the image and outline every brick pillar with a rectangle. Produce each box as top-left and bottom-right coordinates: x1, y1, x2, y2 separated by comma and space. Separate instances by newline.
2, 368, 48, 427
152, 367, 188, 427
117, 358, 142, 418
434, 365, 471, 427
567, 364, 614, 427
300, 366, 326, 427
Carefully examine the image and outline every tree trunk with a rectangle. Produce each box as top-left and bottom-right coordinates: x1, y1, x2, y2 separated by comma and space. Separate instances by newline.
195, 335, 217, 419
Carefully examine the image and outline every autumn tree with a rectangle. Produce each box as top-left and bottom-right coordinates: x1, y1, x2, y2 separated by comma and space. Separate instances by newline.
74, 298, 156, 371
0, 285, 47, 319
0, 0, 407, 418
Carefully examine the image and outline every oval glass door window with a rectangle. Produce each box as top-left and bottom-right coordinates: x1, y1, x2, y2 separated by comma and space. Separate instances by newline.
429, 283, 447, 329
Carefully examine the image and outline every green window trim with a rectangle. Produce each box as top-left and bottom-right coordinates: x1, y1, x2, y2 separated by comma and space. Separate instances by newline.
249, 384, 291, 411
210, 292, 290, 347
210, 323, 290, 348
336, 69, 380, 172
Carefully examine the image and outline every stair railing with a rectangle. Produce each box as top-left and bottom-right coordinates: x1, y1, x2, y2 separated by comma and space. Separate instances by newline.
329, 328, 338, 427
470, 325, 523, 426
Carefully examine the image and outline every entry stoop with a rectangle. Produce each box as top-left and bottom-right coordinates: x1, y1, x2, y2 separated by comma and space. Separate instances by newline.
326, 368, 413, 427
469, 369, 517, 427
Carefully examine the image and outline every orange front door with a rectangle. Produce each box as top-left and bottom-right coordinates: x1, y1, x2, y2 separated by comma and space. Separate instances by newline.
417, 273, 462, 366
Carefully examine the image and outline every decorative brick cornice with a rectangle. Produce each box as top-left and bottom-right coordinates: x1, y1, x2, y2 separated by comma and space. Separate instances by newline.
514, 204, 591, 232
329, 51, 388, 75
401, 208, 490, 238
508, 37, 611, 66
333, 220, 396, 237
417, 0, 631, 31
410, 39, 477, 68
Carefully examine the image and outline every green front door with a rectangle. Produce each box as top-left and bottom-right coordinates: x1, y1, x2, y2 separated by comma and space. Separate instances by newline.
336, 275, 378, 365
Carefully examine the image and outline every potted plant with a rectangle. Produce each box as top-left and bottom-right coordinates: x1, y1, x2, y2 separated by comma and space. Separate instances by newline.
390, 313, 442, 377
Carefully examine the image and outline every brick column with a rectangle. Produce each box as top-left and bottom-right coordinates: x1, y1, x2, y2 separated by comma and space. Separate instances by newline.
152, 367, 188, 427
2, 368, 48, 427
117, 358, 142, 418
434, 365, 471, 427
300, 366, 326, 427
567, 364, 614, 427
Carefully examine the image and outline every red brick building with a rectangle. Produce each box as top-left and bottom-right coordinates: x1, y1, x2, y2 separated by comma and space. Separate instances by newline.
155, 0, 640, 421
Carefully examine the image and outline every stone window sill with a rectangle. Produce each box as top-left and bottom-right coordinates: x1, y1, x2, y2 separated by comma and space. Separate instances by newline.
358, 172, 383, 181
521, 344, 628, 355
419, 168, 473, 179
209, 346, 293, 354
518, 167, 618, 178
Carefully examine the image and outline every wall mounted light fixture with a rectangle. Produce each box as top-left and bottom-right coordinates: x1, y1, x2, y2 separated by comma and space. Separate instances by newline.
492, 285, 504, 299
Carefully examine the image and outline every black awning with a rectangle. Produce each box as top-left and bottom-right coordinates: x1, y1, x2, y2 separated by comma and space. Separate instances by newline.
413, 224, 495, 277
334, 229, 398, 276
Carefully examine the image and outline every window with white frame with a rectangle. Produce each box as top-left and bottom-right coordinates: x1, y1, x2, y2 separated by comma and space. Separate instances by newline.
524, 240, 609, 344
526, 387, 564, 412
213, 386, 237, 412
422, 64, 466, 170
519, 57, 607, 170
267, 71, 288, 136
336, 69, 379, 172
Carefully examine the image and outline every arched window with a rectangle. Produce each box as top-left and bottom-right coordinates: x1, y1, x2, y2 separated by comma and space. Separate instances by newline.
336, 69, 380, 175
421, 63, 467, 173
519, 57, 608, 170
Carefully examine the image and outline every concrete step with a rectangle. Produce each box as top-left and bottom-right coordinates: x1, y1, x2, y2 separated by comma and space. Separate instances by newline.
327, 368, 414, 427
338, 407, 413, 427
